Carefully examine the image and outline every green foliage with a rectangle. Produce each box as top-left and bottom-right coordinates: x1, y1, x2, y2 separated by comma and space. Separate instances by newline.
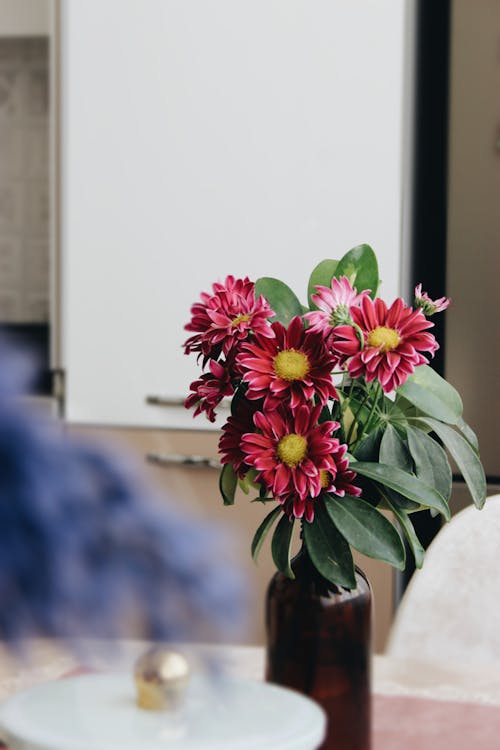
413, 418, 487, 509
406, 425, 452, 502
254, 277, 303, 326
379, 425, 420, 511
379, 424, 413, 473
398, 365, 463, 425
456, 416, 480, 452
383, 493, 425, 568
219, 464, 237, 506
238, 468, 260, 495
351, 461, 451, 520
325, 494, 405, 569
251, 507, 281, 562
271, 514, 295, 578
303, 498, 356, 588
307, 259, 338, 309
334, 244, 379, 299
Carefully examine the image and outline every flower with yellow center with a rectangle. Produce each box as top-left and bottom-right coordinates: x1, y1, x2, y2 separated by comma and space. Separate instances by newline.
238, 316, 338, 412
273, 349, 311, 382
277, 434, 308, 467
366, 326, 401, 352
331, 295, 438, 394
231, 314, 251, 328
319, 469, 333, 489
239, 403, 341, 508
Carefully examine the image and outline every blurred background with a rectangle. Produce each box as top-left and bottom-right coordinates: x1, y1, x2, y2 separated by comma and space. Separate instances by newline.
0, 0, 498, 651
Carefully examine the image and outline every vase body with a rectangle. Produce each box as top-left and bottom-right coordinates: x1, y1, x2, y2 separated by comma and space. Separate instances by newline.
265, 549, 372, 750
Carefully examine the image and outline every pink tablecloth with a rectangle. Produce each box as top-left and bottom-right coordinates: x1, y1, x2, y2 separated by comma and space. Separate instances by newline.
374, 694, 500, 750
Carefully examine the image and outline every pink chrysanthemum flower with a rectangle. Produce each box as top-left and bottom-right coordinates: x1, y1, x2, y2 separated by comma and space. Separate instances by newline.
323, 443, 362, 498
332, 296, 438, 394
414, 284, 451, 316
240, 404, 340, 512
304, 276, 370, 335
282, 442, 361, 522
219, 398, 257, 478
238, 317, 338, 412
184, 276, 275, 360
185, 359, 233, 422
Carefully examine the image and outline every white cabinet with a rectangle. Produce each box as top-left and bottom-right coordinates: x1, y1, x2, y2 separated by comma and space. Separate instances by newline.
58, 0, 415, 428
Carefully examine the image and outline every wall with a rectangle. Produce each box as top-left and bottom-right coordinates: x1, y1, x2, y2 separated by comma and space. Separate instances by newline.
446, 0, 500, 480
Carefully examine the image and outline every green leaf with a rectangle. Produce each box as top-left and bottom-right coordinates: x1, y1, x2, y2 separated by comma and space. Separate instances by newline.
380, 424, 413, 473
237, 468, 260, 495
351, 461, 451, 520
271, 514, 295, 578
340, 394, 372, 444
325, 494, 405, 569
307, 259, 338, 309
251, 507, 281, 562
334, 244, 379, 299
383, 493, 425, 568
219, 463, 237, 506
406, 425, 452, 502
414, 418, 487, 509
303, 499, 356, 588
456, 416, 480, 453
352, 426, 383, 462
397, 365, 463, 425
255, 277, 303, 326
379, 424, 419, 510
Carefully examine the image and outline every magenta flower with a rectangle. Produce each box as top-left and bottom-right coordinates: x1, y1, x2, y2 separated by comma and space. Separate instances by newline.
238, 317, 338, 412
183, 276, 275, 360
282, 442, 361, 522
185, 359, 233, 422
332, 296, 439, 393
219, 398, 257, 478
414, 284, 451, 316
240, 404, 340, 509
304, 276, 369, 335
326, 443, 362, 498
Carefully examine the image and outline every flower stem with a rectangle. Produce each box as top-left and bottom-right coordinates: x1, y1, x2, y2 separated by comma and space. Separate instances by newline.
349, 381, 382, 450
346, 388, 370, 447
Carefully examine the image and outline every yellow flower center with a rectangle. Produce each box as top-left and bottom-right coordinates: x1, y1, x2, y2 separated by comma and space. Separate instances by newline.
319, 469, 332, 489
273, 349, 310, 381
367, 326, 401, 352
277, 434, 308, 467
231, 314, 251, 327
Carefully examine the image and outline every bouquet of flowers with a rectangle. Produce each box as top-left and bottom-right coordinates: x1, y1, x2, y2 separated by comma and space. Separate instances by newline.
184, 245, 486, 588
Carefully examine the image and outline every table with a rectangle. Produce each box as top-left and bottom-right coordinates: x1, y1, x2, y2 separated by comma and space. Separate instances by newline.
2, 641, 500, 748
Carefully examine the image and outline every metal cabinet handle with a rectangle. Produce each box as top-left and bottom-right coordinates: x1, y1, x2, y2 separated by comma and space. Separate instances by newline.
146, 453, 220, 470
145, 396, 186, 407
145, 395, 231, 409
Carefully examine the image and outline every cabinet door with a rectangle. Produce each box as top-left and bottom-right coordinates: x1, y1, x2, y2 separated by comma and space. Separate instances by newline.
59, 0, 413, 428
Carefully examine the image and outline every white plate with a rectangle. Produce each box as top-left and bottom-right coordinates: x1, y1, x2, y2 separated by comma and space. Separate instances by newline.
0, 672, 326, 750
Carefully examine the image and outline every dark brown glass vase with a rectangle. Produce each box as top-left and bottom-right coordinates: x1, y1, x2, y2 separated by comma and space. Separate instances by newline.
265, 548, 372, 750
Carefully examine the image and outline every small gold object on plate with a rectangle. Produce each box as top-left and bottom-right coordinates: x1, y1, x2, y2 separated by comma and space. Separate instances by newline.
134, 646, 191, 711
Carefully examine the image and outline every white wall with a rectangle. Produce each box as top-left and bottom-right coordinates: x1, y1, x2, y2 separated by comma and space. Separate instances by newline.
60, 0, 411, 428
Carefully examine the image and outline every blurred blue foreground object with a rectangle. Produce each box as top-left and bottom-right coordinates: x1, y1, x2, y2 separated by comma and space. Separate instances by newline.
0, 343, 247, 646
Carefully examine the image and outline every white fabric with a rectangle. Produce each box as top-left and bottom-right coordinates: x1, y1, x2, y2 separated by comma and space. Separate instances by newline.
387, 495, 500, 666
